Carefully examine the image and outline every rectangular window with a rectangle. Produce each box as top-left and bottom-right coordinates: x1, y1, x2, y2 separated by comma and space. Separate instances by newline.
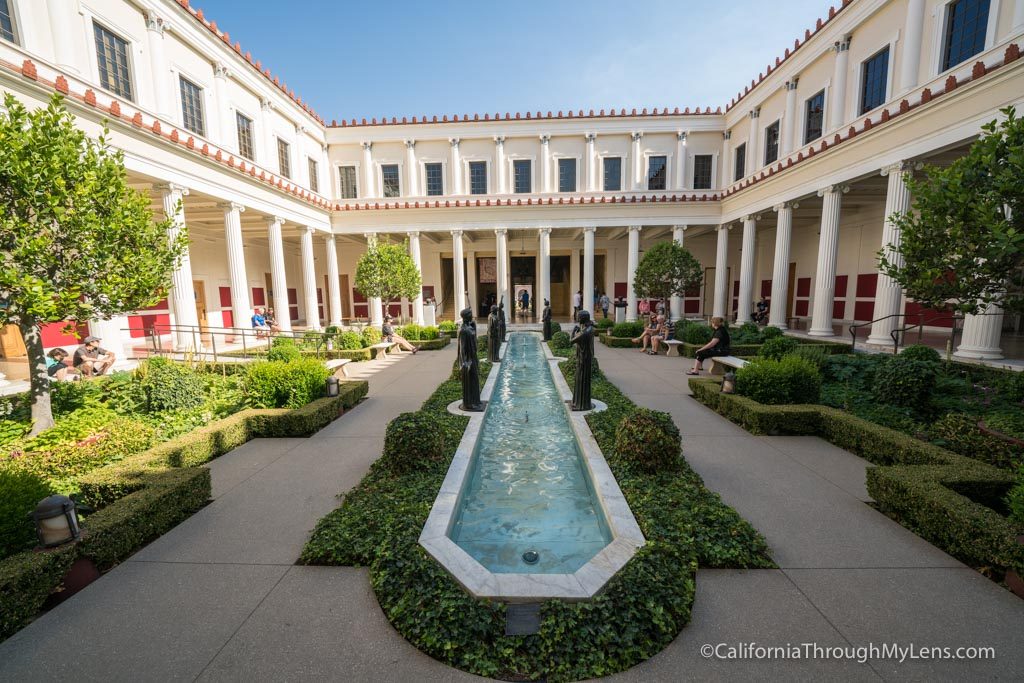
339, 166, 357, 199
424, 162, 443, 196
558, 158, 577, 192
277, 138, 291, 179
178, 77, 205, 137
0, 0, 17, 43
603, 157, 622, 191
236, 113, 254, 160
381, 164, 400, 197
860, 46, 890, 114
647, 155, 667, 191
693, 155, 713, 190
469, 161, 487, 194
804, 90, 825, 144
308, 158, 319, 193
513, 159, 532, 193
764, 120, 780, 165
943, 0, 991, 71
93, 22, 133, 101
733, 143, 746, 182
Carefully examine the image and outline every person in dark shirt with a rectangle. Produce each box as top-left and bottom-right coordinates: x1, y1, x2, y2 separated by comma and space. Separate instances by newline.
382, 313, 417, 353
686, 316, 731, 375
73, 336, 116, 376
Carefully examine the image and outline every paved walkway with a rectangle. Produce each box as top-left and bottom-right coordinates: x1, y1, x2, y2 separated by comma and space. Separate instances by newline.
2, 340, 1022, 681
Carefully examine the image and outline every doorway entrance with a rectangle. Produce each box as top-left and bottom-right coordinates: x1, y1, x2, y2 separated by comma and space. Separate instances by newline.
510, 256, 536, 320
550, 256, 570, 317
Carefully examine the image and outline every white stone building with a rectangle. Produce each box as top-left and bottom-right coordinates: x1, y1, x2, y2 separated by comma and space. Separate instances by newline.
0, 0, 1022, 361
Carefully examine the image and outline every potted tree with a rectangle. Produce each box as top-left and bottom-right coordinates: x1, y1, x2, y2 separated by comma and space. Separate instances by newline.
354, 240, 422, 329
632, 241, 703, 322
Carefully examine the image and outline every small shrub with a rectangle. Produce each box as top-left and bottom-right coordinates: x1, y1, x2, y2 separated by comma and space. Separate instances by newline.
758, 336, 798, 360
900, 343, 941, 363
551, 331, 571, 349
930, 413, 1020, 469
138, 357, 205, 414
1004, 371, 1024, 403
549, 321, 562, 336
595, 318, 615, 330
244, 359, 329, 409
759, 326, 783, 341
267, 338, 301, 362
400, 324, 422, 341
732, 322, 761, 344
1007, 467, 1024, 526
736, 356, 822, 405
380, 412, 447, 474
420, 325, 440, 340
611, 322, 644, 338
336, 331, 364, 350
0, 467, 52, 559
613, 408, 682, 473
362, 326, 382, 346
788, 345, 831, 369
871, 356, 937, 411
682, 323, 713, 345
438, 320, 458, 333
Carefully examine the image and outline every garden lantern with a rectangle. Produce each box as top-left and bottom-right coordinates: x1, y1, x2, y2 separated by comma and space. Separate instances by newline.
31, 495, 81, 548
721, 371, 736, 394
326, 376, 340, 397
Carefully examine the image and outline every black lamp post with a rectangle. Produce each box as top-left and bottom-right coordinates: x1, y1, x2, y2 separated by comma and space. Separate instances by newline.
31, 495, 82, 547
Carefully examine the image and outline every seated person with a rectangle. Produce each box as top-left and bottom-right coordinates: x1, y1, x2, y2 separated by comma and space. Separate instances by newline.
46, 348, 80, 382
754, 298, 769, 325
263, 307, 282, 333
73, 336, 116, 376
648, 315, 670, 355
251, 307, 271, 337
632, 316, 661, 352
686, 317, 731, 375
382, 314, 417, 353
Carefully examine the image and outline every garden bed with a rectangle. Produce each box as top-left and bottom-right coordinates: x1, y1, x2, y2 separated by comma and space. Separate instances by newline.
300, 344, 772, 681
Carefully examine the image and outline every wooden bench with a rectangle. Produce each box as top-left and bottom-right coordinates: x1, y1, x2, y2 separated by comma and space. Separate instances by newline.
325, 358, 352, 378
368, 341, 398, 359
663, 339, 685, 357
708, 356, 749, 376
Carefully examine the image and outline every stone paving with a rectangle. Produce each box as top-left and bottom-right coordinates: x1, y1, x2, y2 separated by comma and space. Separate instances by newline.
1, 338, 1022, 682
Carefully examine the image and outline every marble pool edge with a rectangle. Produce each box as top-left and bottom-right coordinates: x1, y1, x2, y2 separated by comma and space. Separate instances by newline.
420, 332, 645, 602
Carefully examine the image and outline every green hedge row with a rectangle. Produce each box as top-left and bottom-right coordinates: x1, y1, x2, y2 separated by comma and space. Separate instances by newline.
598, 335, 636, 348
410, 337, 451, 350
0, 380, 368, 642
689, 378, 1023, 576
678, 339, 851, 358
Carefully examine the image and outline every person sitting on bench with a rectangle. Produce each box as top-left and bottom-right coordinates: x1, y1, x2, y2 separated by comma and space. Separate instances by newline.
73, 336, 116, 376
686, 317, 730, 375
382, 313, 417, 353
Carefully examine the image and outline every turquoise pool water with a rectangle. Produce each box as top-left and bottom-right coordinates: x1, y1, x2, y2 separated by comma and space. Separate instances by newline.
449, 332, 612, 574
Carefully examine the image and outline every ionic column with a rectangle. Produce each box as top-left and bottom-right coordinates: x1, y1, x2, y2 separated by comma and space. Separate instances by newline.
364, 233, 383, 325
405, 140, 418, 196
830, 36, 852, 132
675, 132, 687, 190
781, 78, 799, 156
220, 202, 251, 331
736, 216, 758, 324
213, 62, 232, 149
540, 135, 552, 193
867, 162, 912, 345
47, 0, 79, 74
144, 11, 171, 116
325, 234, 342, 327
582, 227, 596, 315
538, 228, 552, 305
747, 108, 761, 174
266, 216, 292, 332
158, 184, 199, 350
301, 227, 321, 331
408, 231, 424, 324
450, 138, 462, 195
956, 304, 1005, 360
495, 228, 508, 309
585, 134, 597, 192
809, 185, 848, 336
494, 136, 507, 194
452, 230, 466, 312
713, 225, 730, 319
630, 132, 643, 191
361, 142, 375, 199
626, 226, 641, 321
899, 0, 926, 93
769, 202, 796, 329
671, 225, 687, 319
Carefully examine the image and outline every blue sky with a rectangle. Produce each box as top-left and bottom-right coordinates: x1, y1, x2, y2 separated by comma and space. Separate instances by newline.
195, 0, 832, 122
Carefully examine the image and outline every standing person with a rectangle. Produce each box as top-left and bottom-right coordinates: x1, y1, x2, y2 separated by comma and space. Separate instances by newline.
639, 298, 651, 319
382, 313, 417, 353
599, 292, 611, 319
73, 336, 116, 376
686, 317, 731, 375
519, 288, 529, 315
573, 290, 583, 321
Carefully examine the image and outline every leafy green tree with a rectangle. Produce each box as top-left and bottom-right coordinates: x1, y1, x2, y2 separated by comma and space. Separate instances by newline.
354, 240, 422, 319
879, 106, 1024, 315
632, 241, 703, 310
0, 94, 185, 434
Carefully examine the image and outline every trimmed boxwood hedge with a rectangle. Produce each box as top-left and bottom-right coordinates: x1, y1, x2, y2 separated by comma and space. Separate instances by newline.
678, 339, 851, 358
410, 337, 451, 350
689, 377, 1024, 579
599, 335, 636, 348
0, 379, 368, 643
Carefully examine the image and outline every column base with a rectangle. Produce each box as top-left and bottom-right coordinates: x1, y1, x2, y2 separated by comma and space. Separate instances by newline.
864, 334, 895, 347
954, 345, 1004, 361
807, 328, 836, 337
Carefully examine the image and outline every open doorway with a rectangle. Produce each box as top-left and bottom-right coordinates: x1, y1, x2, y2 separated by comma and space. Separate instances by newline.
511, 256, 536, 320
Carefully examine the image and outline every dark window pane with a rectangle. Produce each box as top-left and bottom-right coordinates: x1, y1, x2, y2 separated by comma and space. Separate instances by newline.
860, 46, 890, 114
943, 0, 991, 71
764, 121, 780, 165
693, 155, 712, 190
804, 90, 825, 144
308, 158, 319, 193
236, 113, 254, 160
469, 161, 487, 194
381, 164, 400, 197
647, 155, 667, 191
603, 157, 621, 191
339, 166, 357, 199
179, 77, 205, 136
277, 139, 291, 179
425, 163, 443, 196
558, 158, 576, 192
0, 0, 16, 43
734, 143, 746, 182
94, 22, 133, 101
513, 159, 531, 193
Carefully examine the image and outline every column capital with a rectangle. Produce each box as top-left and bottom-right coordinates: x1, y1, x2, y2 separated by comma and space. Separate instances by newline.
743, 214, 761, 223
817, 184, 850, 197
673, 224, 688, 231
404, 139, 416, 149
219, 201, 246, 213
749, 106, 761, 119
539, 134, 550, 144
260, 96, 274, 112
265, 215, 284, 227
451, 229, 464, 237
583, 226, 597, 234
538, 227, 552, 235
630, 131, 643, 142
407, 230, 421, 238
295, 123, 307, 136
494, 135, 506, 145
213, 61, 229, 80
324, 233, 337, 243
627, 225, 642, 233
360, 141, 373, 151
449, 137, 460, 147
585, 133, 597, 143
494, 228, 508, 236
834, 35, 852, 52
303, 225, 316, 235
880, 160, 916, 176
145, 10, 166, 35
773, 200, 799, 211
364, 231, 378, 245
785, 77, 800, 91
723, 131, 732, 140
154, 182, 189, 197
676, 130, 687, 142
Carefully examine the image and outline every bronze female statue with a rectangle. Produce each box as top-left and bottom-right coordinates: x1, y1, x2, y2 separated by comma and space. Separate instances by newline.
542, 299, 552, 341
570, 310, 595, 411
486, 304, 500, 362
497, 299, 507, 342
458, 308, 483, 411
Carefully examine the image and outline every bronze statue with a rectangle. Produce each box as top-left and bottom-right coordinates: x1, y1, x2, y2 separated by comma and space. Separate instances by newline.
497, 298, 507, 342
570, 310, 595, 411
458, 308, 484, 411
486, 304, 500, 362
541, 299, 553, 341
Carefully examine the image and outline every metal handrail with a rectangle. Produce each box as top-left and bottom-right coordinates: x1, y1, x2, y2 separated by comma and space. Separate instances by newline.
848, 313, 910, 352
891, 314, 963, 358
122, 323, 341, 364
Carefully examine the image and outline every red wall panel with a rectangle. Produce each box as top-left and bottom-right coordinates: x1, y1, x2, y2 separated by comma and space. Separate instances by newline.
795, 300, 809, 316
760, 280, 772, 297
854, 300, 876, 322
127, 314, 171, 339
251, 288, 266, 307
40, 321, 89, 348
834, 275, 848, 298
796, 277, 811, 297
832, 301, 845, 320
856, 273, 878, 298
613, 282, 627, 299
684, 299, 700, 314
218, 286, 232, 308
